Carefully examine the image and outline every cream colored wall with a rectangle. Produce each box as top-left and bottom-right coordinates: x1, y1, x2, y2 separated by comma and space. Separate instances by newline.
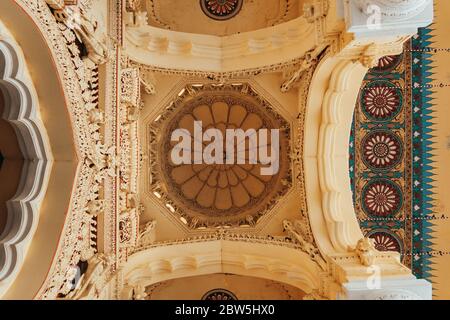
144, 0, 304, 36
146, 274, 305, 300
430, 0, 450, 300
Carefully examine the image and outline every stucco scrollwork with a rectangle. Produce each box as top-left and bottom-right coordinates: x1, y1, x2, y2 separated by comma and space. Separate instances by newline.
51, 1, 109, 64
138, 220, 157, 247
65, 253, 114, 300
8, 0, 112, 299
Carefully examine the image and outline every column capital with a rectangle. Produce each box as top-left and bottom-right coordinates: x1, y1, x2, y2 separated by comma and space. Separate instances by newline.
343, 0, 433, 38
340, 279, 432, 300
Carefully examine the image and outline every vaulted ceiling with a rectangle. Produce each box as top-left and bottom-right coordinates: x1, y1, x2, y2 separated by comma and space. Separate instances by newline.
144, 0, 306, 36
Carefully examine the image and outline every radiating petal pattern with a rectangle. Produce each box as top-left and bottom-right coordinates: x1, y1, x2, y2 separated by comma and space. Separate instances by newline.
200, 0, 243, 20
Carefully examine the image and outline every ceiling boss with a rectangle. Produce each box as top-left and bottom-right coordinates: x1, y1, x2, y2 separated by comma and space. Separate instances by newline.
200, 0, 243, 20
149, 83, 292, 229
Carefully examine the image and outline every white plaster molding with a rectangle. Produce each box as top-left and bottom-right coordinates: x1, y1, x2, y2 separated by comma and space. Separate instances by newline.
341, 278, 432, 300
0, 23, 52, 296
305, 58, 367, 254
354, 0, 430, 18
344, 0, 434, 38
125, 16, 316, 73
119, 240, 326, 299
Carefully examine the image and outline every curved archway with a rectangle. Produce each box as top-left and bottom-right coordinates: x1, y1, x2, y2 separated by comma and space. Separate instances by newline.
304, 57, 368, 255
120, 240, 324, 299
0, 1, 77, 299
0, 20, 52, 296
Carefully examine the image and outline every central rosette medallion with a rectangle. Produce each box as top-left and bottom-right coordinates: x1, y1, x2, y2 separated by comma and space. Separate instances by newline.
149, 84, 291, 229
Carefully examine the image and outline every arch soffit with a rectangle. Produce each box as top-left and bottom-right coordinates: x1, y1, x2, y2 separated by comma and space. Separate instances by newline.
304, 56, 369, 255
0, 21, 52, 295
0, 0, 79, 299
122, 240, 323, 297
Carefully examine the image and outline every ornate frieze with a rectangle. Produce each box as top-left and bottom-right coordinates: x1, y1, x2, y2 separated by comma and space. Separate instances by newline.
11, 0, 112, 299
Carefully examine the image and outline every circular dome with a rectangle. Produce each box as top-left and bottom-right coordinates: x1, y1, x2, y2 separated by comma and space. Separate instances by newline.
153, 84, 291, 229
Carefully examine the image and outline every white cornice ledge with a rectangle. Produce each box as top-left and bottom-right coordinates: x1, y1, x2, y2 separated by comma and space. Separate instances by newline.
344, 0, 434, 38
125, 17, 315, 73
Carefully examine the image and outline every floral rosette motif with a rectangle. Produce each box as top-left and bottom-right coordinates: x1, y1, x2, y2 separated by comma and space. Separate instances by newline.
200, 0, 243, 20
361, 80, 403, 121
362, 179, 403, 218
361, 130, 403, 170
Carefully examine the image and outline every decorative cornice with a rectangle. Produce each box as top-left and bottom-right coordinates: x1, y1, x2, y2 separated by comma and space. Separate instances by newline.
125, 16, 316, 73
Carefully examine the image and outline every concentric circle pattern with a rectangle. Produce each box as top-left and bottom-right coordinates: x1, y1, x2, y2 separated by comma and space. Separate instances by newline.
202, 289, 238, 300
368, 231, 402, 253
156, 85, 291, 228
200, 0, 243, 20
372, 55, 402, 73
362, 179, 402, 217
361, 81, 403, 121
361, 131, 403, 170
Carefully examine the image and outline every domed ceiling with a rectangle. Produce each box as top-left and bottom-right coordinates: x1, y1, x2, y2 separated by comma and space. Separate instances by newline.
144, 0, 305, 36
147, 83, 292, 229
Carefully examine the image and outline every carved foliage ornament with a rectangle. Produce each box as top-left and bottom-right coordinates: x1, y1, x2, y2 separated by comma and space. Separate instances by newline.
14, 0, 114, 299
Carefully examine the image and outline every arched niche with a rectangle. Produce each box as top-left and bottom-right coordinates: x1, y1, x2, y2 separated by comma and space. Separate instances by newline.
0, 0, 77, 299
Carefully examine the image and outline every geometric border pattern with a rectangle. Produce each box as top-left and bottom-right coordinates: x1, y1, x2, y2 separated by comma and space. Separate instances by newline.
410, 27, 435, 280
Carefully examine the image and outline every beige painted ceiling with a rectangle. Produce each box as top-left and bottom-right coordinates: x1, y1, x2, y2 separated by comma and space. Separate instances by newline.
144, 0, 305, 36
146, 274, 305, 300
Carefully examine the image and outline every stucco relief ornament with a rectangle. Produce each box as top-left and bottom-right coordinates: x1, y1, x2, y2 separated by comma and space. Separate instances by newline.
281, 45, 328, 92
351, 238, 378, 266
283, 220, 327, 270
303, 290, 327, 300
140, 69, 157, 95
65, 254, 113, 300
92, 143, 117, 177
139, 220, 157, 247
126, 0, 142, 12
53, 5, 109, 64
132, 284, 148, 300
